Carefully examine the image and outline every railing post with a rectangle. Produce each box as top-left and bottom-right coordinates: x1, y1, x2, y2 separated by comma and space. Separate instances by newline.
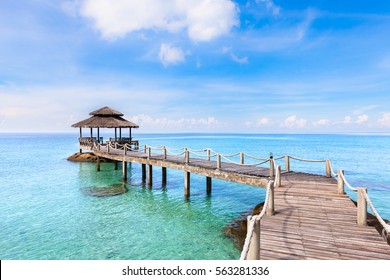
107, 144, 110, 153
285, 155, 290, 172
357, 188, 368, 226
217, 154, 221, 169
148, 147, 151, 158
246, 216, 260, 260
326, 160, 331, 178
124, 145, 127, 155
144, 144, 147, 153
185, 148, 189, 163
275, 165, 281, 187
207, 149, 210, 161
115, 143, 118, 150
266, 181, 275, 216
240, 152, 244, 164
269, 159, 275, 177
163, 146, 167, 159
337, 169, 345, 194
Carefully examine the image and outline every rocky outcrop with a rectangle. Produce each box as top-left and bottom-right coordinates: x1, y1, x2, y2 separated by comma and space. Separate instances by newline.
67, 152, 112, 162
224, 202, 264, 250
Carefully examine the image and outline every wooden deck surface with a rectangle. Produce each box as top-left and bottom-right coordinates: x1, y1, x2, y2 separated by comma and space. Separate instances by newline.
94, 148, 390, 260
260, 173, 390, 260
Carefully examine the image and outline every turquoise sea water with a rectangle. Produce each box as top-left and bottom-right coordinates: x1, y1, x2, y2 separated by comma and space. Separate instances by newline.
0, 133, 389, 260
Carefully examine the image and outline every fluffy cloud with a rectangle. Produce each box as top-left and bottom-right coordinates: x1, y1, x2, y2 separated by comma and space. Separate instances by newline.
343, 116, 352, 124
257, 0, 280, 16
282, 115, 307, 128
314, 119, 330, 126
130, 114, 220, 130
356, 114, 369, 124
378, 112, 390, 127
80, 0, 239, 42
159, 43, 186, 67
256, 117, 271, 126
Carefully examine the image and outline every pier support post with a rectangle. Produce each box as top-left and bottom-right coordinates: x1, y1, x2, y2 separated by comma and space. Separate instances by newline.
269, 158, 275, 177
206, 177, 212, 195
266, 181, 275, 216
337, 169, 345, 194
141, 164, 146, 182
122, 160, 127, 181
184, 171, 190, 198
148, 165, 153, 187
185, 148, 189, 163
162, 167, 167, 186
326, 160, 331, 178
115, 161, 118, 170
285, 156, 290, 172
246, 216, 260, 260
275, 165, 281, 187
96, 156, 101, 172
357, 188, 368, 226
163, 146, 167, 159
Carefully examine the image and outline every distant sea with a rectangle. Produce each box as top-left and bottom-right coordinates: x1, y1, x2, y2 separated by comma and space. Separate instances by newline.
0, 133, 389, 260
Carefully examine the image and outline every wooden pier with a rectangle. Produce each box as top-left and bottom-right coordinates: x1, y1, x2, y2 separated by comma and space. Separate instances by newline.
88, 142, 390, 260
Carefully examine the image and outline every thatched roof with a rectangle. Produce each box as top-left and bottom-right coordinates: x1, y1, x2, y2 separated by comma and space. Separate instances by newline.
89, 106, 124, 116
71, 106, 139, 128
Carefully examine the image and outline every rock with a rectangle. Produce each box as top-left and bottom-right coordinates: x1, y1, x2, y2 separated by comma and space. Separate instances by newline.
223, 202, 264, 250
81, 184, 128, 197
67, 152, 112, 163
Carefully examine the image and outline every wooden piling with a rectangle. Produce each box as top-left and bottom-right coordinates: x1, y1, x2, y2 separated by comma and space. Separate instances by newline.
206, 177, 212, 195
357, 188, 368, 226
266, 181, 275, 216
217, 154, 221, 169
148, 165, 153, 186
184, 171, 190, 197
337, 169, 345, 194
240, 152, 244, 164
269, 159, 275, 177
96, 156, 100, 172
275, 165, 281, 187
115, 161, 118, 170
122, 160, 127, 181
285, 155, 290, 172
326, 160, 331, 178
162, 167, 167, 185
246, 216, 260, 260
141, 164, 146, 182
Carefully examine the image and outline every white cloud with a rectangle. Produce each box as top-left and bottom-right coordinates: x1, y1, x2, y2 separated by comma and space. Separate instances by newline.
282, 115, 307, 128
378, 112, 390, 127
159, 43, 186, 67
129, 114, 220, 130
230, 53, 248, 64
79, 0, 239, 42
343, 116, 352, 124
356, 114, 369, 124
314, 119, 330, 126
256, 117, 271, 126
257, 0, 280, 16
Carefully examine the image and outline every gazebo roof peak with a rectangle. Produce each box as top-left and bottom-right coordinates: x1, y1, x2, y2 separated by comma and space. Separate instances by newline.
89, 106, 124, 116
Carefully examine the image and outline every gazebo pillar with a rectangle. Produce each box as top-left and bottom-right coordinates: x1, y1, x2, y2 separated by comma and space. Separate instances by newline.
115, 128, 117, 140
129, 128, 132, 140
90, 128, 93, 138
79, 128, 83, 153
119, 128, 122, 140
97, 128, 100, 143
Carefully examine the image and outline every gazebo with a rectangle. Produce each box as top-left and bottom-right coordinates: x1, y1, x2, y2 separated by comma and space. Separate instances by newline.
71, 106, 139, 152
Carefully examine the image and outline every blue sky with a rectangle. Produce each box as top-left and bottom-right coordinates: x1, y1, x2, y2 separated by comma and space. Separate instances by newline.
0, 0, 390, 133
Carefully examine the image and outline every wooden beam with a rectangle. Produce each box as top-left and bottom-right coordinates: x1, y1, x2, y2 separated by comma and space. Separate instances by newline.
184, 171, 190, 198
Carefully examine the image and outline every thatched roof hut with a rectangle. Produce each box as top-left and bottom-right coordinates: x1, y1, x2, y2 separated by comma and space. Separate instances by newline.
72, 106, 139, 151
71, 106, 139, 129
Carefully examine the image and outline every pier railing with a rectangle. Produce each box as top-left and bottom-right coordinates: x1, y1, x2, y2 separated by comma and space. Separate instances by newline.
91, 142, 390, 257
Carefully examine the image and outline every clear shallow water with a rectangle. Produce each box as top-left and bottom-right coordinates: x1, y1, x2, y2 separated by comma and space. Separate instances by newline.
0, 133, 389, 259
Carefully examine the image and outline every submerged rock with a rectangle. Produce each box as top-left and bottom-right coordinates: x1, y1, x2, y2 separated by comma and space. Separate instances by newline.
67, 152, 112, 163
223, 202, 264, 250
81, 184, 128, 197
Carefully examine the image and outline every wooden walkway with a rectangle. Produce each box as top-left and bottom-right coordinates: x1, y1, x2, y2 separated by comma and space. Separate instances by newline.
91, 145, 390, 260
260, 173, 390, 260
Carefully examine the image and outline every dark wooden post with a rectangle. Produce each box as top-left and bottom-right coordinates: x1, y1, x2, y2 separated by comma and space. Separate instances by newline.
148, 165, 153, 187
115, 128, 117, 140
119, 128, 122, 140
184, 171, 190, 198
96, 156, 100, 172
162, 167, 167, 186
206, 177, 212, 195
122, 160, 127, 181
142, 164, 146, 182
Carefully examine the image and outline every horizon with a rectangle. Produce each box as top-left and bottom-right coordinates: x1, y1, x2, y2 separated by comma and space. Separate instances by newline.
1, 0, 390, 133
